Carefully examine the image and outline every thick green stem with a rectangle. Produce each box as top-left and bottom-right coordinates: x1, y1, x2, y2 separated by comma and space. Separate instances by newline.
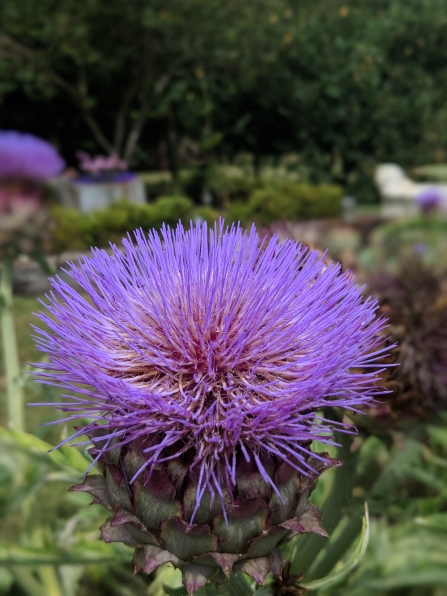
0, 257, 24, 431
37, 566, 64, 596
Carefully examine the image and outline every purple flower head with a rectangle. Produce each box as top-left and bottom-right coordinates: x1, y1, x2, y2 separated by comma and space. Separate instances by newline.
0, 130, 65, 181
416, 187, 444, 214
33, 221, 389, 518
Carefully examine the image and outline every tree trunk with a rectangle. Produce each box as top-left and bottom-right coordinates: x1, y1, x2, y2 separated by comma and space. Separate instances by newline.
166, 106, 180, 189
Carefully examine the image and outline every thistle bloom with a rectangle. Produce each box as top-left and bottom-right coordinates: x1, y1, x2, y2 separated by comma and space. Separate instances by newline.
34, 222, 389, 592
415, 187, 444, 214
0, 130, 65, 256
0, 130, 65, 181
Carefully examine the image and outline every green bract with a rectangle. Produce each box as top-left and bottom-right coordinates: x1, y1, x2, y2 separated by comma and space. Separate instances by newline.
72, 436, 340, 594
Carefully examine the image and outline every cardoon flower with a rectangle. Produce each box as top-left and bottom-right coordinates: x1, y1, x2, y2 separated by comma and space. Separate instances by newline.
0, 130, 65, 181
34, 222, 389, 593
0, 130, 65, 256
415, 187, 444, 214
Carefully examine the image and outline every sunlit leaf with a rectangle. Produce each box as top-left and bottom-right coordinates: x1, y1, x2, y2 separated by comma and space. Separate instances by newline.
415, 514, 447, 531
0, 428, 91, 476
163, 586, 188, 596
302, 503, 369, 591
289, 426, 359, 575
0, 541, 129, 565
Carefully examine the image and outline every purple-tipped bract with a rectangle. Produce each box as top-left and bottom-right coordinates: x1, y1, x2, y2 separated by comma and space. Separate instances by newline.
34, 221, 388, 517
0, 130, 65, 181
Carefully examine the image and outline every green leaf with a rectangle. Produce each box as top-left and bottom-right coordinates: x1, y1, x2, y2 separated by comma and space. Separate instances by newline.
8, 567, 47, 596
369, 437, 423, 498
219, 573, 254, 596
151, 564, 183, 596
361, 520, 447, 592
428, 426, 447, 450
0, 541, 129, 565
252, 588, 273, 596
0, 428, 91, 476
302, 502, 370, 591
361, 522, 447, 590
57, 443, 92, 475
192, 572, 254, 596
163, 587, 188, 596
415, 514, 447, 531
0, 567, 13, 591
306, 507, 363, 581
289, 425, 359, 574
365, 570, 447, 590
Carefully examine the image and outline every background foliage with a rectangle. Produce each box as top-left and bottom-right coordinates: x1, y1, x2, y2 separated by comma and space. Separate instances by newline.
3, 214, 447, 595
2, 0, 447, 201
2, 0, 447, 594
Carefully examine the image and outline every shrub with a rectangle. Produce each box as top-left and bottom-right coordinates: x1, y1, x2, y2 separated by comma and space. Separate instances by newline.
152, 196, 194, 227
138, 172, 175, 201
179, 168, 207, 203
81, 203, 132, 247
248, 185, 298, 225
226, 202, 253, 226
293, 183, 344, 220
52, 186, 342, 252
205, 164, 259, 207
233, 181, 344, 226
52, 197, 195, 251
50, 206, 87, 252
180, 166, 259, 207
192, 206, 219, 225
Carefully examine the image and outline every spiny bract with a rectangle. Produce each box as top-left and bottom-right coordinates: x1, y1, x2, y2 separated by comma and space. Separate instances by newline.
34, 221, 389, 593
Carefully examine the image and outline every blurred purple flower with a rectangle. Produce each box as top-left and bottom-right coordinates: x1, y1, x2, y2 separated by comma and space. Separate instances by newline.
0, 130, 65, 182
34, 221, 389, 513
416, 187, 444, 214
413, 242, 428, 256
76, 151, 128, 175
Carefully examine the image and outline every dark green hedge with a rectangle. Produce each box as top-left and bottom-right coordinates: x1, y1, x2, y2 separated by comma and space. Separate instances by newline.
228, 182, 343, 226
51, 182, 343, 252
51, 196, 197, 251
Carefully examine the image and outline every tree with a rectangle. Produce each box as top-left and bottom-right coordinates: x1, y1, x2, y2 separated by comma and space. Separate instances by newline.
3, 0, 447, 202
0, 0, 291, 163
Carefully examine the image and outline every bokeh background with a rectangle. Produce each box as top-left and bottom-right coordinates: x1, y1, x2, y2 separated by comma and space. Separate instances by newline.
1, 1, 447, 595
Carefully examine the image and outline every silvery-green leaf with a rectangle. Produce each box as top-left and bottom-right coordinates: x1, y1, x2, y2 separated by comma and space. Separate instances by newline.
302, 502, 369, 591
